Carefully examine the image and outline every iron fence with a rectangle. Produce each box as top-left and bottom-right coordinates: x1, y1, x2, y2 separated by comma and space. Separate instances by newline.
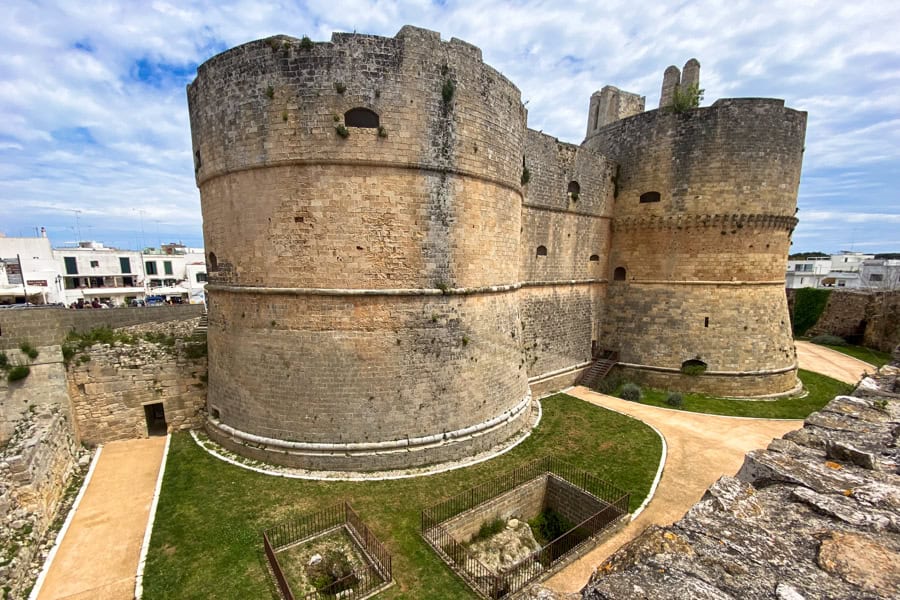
263, 502, 392, 600
421, 456, 629, 599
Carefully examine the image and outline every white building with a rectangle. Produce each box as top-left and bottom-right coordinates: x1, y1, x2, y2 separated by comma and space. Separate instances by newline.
0, 231, 65, 305
786, 251, 882, 290
53, 242, 145, 306
859, 259, 900, 291
785, 257, 831, 289
141, 243, 207, 304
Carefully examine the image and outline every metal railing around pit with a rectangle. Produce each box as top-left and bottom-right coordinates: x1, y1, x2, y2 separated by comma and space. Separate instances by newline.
263, 502, 392, 600
421, 456, 630, 599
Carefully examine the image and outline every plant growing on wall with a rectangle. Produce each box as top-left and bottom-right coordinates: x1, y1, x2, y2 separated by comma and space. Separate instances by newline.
334, 82, 346, 94
299, 35, 314, 51
7, 365, 30, 382
265, 85, 275, 100
442, 79, 455, 103
670, 84, 704, 113
335, 124, 349, 138
521, 167, 531, 186
792, 288, 832, 336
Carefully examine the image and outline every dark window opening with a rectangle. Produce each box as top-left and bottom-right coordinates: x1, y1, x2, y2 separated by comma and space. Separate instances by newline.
194, 150, 201, 172
704, 316, 709, 328
869, 274, 883, 282
568, 181, 580, 200
119, 257, 132, 274
90, 260, 99, 268
163, 260, 173, 275
639, 191, 661, 203
145, 261, 158, 275
589, 254, 600, 262
123, 276, 135, 286
196, 272, 208, 283
208, 252, 218, 272
210, 407, 220, 420
613, 266, 626, 281
64, 256, 78, 275
536, 245, 548, 257
344, 107, 379, 128
680, 359, 708, 376
143, 403, 167, 436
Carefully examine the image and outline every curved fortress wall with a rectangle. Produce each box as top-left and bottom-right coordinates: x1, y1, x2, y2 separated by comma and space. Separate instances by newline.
519, 130, 615, 392
585, 99, 807, 395
188, 26, 532, 470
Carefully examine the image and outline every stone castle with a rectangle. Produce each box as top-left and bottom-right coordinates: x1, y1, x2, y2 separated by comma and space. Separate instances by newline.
187, 26, 807, 471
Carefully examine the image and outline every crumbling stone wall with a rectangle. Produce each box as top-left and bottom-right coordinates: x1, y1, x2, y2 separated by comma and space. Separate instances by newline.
0, 347, 70, 445
66, 319, 207, 445
0, 404, 84, 599
581, 362, 900, 599
788, 289, 900, 352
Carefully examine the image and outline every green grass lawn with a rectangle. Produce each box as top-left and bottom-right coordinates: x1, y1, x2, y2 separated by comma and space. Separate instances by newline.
818, 344, 893, 368
142, 394, 662, 600
616, 369, 852, 420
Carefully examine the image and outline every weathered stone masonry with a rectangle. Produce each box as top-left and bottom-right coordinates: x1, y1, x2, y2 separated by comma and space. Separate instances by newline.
189, 26, 806, 471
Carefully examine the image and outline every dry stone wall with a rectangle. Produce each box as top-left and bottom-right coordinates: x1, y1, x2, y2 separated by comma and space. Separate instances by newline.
0, 347, 70, 444
788, 289, 900, 352
582, 361, 900, 599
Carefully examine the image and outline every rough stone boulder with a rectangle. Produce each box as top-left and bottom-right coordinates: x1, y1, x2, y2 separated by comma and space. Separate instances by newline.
582, 363, 900, 599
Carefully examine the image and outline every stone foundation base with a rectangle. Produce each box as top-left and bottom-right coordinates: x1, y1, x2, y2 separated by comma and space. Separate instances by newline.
613, 365, 801, 398
205, 395, 534, 472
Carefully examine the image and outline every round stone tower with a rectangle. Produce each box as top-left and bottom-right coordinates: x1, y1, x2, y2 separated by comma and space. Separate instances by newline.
188, 26, 532, 470
585, 96, 808, 396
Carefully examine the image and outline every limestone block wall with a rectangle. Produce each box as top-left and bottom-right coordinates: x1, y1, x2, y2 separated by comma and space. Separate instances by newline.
443, 475, 547, 543
519, 130, 614, 379
0, 347, 70, 444
66, 340, 207, 445
789, 289, 900, 352
0, 405, 80, 598
585, 99, 807, 396
191, 26, 533, 470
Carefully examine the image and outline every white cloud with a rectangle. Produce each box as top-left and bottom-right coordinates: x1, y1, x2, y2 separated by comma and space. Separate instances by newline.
0, 0, 897, 253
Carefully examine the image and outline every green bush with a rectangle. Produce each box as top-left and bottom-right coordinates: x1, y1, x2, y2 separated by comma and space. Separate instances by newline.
810, 334, 847, 346
335, 124, 349, 138
792, 288, 831, 336
470, 517, 505, 544
528, 507, 573, 545
19, 342, 39, 360
521, 166, 531, 185
441, 79, 455, 102
299, 35, 314, 51
670, 84, 704, 112
666, 392, 684, 408
620, 382, 642, 401
0, 352, 7, 369
7, 366, 30, 382
594, 375, 622, 395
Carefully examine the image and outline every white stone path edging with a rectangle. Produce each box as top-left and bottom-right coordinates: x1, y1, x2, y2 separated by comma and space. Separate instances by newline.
558, 386, 666, 522
27, 445, 104, 600
191, 400, 543, 482
135, 433, 171, 599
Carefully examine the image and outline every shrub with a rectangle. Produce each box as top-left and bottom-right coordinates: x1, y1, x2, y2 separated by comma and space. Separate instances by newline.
183, 342, 208, 360
792, 288, 831, 336
680, 360, 707, 376
521, 167, 531, 185
334, 81, 346, 94
8, 366, 30, 382
470, 517, 505, 544
670, 84, 704, 112
0, 352, 7, 369
810, 334, 847, 346
265, 85, 274, 100
299, 35, 314, 51
594, 375, 622, 395
620, 382, 641, 401
442, 79, 455, 102
666, 392, 684, 408
19, 342, 39, 360
335, 124, 349, 138
377, 125, 387, 138
528, 507, 573, 545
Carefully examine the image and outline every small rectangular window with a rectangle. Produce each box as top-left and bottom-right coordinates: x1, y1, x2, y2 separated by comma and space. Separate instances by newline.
196, 272, 208, 283
64, 256, 78, 274
704, 316, 709, 328
869, 274, 883, 282
164, 260, 173, 275
145, 261, 158, 275
120, 257, 132, 274
90, 260, 99, 268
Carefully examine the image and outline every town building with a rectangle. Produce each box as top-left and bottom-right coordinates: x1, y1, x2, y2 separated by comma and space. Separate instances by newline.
0, 231, 65, 305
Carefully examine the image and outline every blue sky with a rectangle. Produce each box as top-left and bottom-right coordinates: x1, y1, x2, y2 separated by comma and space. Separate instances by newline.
1, 0, 898, 253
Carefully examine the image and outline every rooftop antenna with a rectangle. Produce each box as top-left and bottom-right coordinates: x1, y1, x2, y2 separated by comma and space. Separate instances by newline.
69, 209, 82, 242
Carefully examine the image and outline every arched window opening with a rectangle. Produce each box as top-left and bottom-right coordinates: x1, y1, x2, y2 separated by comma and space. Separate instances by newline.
208, 252, 218, 272
536, 245, 548, 257
639, 191, 661, 203
589, 254, 600, 262
344, 107, 379, 128
568, 181, 580, 201
613, 266, 626, 280
680, 359, 708, 376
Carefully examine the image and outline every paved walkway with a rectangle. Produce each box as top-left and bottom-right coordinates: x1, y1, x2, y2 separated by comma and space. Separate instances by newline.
547, 342, 873, 593
545, 389, 800, 593
37, 437, 166, 600
795, 340, 875, 384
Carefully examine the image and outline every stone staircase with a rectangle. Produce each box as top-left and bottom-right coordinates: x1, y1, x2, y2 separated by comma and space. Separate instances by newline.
578, 350, 619, 388
193, 309, 208, 337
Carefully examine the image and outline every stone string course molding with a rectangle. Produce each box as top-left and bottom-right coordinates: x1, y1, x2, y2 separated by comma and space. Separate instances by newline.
613, 213, 798, 232
580, 360, 900, 599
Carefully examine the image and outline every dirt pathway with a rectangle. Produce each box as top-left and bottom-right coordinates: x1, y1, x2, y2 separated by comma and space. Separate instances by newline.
36, 437, 166, 600
795, 340, 875, 384
545, 389, 800, 594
